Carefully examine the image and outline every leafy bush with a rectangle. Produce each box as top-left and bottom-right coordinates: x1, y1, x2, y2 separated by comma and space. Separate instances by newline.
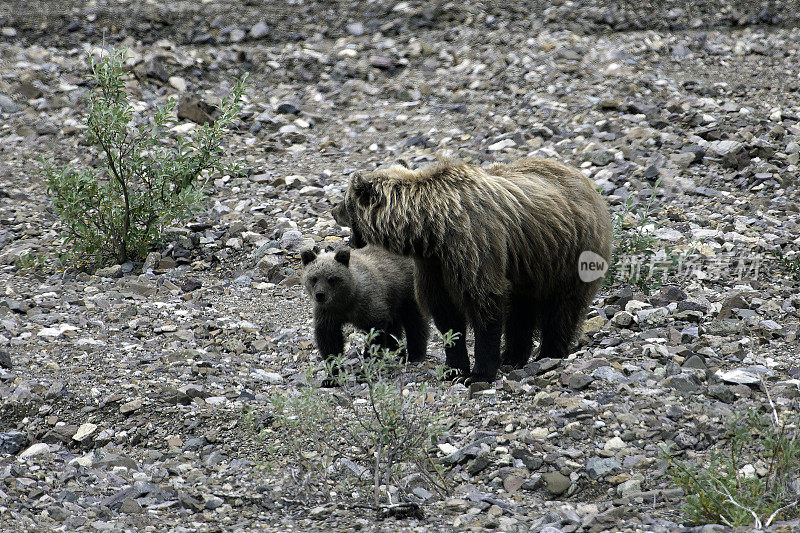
44, 48, 247, 266
668, 400, 800, 528
261, 330, 456, 514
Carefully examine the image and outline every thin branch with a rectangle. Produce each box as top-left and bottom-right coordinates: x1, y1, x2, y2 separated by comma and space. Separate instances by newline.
88, 120, 131, 260
762, 377, 779, 426
373, 444, 381, 509
765, 500, 799, 527
712, 482, 762, 529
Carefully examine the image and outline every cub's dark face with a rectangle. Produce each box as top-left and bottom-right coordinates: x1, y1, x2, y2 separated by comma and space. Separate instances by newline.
300, 247, 354, 308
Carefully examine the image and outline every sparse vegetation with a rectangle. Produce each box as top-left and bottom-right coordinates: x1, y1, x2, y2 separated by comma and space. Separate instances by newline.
14, 251, 47, 272
770, 249, 800, 283
607, 177, 684, 293
260, 330, 457, 514
668, 396, 800, 528
43, 48, 247, 266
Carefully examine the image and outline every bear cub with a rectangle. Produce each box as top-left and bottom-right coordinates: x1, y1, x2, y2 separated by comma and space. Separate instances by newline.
301, 245, 429, 369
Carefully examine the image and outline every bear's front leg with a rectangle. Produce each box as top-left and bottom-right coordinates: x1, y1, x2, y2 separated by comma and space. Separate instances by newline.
415, 260, 469, 378
315, 321, 344, 387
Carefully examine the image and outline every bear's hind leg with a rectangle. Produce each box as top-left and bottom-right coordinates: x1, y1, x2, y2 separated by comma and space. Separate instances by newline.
400, 299, 430, 363
471, 315, 502, 383
539, 298, 584, 360
501, 294, 536, 368
364, 324, 403, 358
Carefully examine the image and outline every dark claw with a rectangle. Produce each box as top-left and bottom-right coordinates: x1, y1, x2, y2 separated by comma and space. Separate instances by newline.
465, 374, 494, 386
320, 377, 341, 388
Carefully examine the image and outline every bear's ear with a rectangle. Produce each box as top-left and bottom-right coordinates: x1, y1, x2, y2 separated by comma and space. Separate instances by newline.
300, 246, 319, 266
334, 247, 351, 267
352, 172, 376, 208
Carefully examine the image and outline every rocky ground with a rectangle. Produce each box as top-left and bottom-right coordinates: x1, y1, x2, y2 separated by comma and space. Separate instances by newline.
1, 1, 800, 531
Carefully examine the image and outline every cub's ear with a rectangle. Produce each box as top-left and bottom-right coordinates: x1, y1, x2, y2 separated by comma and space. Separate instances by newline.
351, 172, 376, 208
300, 246, 319, 266
334, 247, 351, 267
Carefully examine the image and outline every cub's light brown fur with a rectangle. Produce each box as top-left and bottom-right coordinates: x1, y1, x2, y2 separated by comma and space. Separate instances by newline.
334, 157, 611, 382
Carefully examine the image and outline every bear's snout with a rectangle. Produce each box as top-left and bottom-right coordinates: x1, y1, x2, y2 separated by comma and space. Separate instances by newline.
315, 291, 326, 303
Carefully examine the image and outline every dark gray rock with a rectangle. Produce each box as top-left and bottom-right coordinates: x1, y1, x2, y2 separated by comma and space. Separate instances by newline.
0, 430, 27, 455
275, 102, 300, 115
524, 358, 560, 376
708, 384, 736, 403
568, 372, 593, 390
466, 454, 491, 475
682, 355, 707, 370
512, 448, 543, 471
665, 373, 703, 394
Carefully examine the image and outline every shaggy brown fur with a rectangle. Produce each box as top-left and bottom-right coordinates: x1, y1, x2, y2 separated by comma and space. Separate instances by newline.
301, 245, 429, 370
333, 157, 611, 383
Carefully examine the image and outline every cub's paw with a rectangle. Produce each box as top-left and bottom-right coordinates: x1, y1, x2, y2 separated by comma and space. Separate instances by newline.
441, 367, 469, 383
320, 375, 343, 388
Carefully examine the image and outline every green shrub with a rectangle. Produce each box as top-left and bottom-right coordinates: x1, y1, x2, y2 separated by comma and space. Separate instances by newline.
668, 403, 800, 528
44, 48, 247, 266
14, 251, 47, 272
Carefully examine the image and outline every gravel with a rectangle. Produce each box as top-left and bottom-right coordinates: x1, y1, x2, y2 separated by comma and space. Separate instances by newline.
1, 0, 800, 531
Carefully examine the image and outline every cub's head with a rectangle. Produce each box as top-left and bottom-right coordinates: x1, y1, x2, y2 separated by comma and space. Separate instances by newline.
300, 246, 355, 308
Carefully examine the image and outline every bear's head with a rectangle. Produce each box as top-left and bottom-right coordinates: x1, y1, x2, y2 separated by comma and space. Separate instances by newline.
334, 171, 386, 249
336, 165, 439, 256
300, 246, 355, 308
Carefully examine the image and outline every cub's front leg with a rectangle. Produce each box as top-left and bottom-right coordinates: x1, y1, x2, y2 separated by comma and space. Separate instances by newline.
314, 319, 344, 387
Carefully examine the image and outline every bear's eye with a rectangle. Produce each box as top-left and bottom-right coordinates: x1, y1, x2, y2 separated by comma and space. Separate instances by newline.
310, 276, 318, 284
329, 277, 339, 286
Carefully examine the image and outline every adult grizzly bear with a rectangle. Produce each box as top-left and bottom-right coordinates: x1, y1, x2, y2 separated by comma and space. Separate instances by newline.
301, 245, 429, 367
333, 157, 611, 383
